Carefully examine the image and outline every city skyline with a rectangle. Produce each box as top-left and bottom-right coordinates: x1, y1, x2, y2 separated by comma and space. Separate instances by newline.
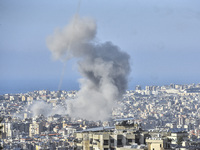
1, 82, 200, 149
1, 0, 200, 94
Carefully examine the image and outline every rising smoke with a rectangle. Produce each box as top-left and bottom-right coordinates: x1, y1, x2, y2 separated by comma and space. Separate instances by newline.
13, 100, 66, 119
29, 101, 66, 117
47, 15, 131, 121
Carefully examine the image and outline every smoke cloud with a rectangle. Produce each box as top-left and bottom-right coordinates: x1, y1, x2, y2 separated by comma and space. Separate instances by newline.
47, 15, 131, 121
29, 101, 65, 117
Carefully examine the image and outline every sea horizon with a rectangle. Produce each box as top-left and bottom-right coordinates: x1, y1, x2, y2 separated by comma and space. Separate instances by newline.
1, 78, 199, 95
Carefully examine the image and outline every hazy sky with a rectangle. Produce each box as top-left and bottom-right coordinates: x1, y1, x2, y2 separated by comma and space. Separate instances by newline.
1, 0, 200, 94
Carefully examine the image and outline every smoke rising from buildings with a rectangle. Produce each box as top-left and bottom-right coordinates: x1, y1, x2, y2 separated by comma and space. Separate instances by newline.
47, 15, 131, 121
13, 100, 66, 119
29, 101, 65, 117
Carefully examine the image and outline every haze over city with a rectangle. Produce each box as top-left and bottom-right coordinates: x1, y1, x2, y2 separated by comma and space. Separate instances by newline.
1, 0, 200, 94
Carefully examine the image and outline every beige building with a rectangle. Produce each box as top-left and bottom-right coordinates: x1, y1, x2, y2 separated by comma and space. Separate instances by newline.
29, 122, 43, 137
21, 95, 28, 101
146, 138, 171, 150
74, 119, 148, 150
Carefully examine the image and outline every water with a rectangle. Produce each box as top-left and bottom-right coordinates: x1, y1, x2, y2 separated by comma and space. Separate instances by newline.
1, 77, 199, 95
0, 79, 79, 95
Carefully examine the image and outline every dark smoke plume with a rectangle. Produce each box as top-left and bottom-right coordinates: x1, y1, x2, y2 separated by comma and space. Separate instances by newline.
47, 15, 130, 121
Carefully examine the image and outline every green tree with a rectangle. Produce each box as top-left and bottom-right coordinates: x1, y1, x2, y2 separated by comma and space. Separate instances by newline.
177, 136, 184, 145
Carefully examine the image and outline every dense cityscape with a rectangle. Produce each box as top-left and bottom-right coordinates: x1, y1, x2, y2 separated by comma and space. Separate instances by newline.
0, 83, 200, 149
1, 0, 200, 150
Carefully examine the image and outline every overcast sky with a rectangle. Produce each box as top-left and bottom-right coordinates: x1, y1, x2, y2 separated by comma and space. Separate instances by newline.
1, 0, 200, 94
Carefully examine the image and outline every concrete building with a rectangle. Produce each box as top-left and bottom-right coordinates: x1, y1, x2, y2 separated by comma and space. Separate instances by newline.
167, 128, 188, 145
146, 138, 171, 150
74, 119, 148, 150
29, 122, 43, 137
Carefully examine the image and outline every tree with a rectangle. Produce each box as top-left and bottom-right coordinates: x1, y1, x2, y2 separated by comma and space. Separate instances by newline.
177, 136, 184, 145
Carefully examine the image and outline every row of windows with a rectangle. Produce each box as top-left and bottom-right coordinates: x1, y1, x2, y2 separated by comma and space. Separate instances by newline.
88, 138, 133, 145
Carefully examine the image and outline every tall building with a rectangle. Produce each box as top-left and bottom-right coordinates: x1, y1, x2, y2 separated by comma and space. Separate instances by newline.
178, 115, 185, 126
29, 122, 43, 137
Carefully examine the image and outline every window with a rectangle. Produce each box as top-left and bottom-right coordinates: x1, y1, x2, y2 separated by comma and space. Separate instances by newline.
104, 140, 109, 145
128, 139, 132, 143
110, 139, 114, 143
117, 139, 122, 146
90, 138, 93, 144
126, 139, 132, 145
